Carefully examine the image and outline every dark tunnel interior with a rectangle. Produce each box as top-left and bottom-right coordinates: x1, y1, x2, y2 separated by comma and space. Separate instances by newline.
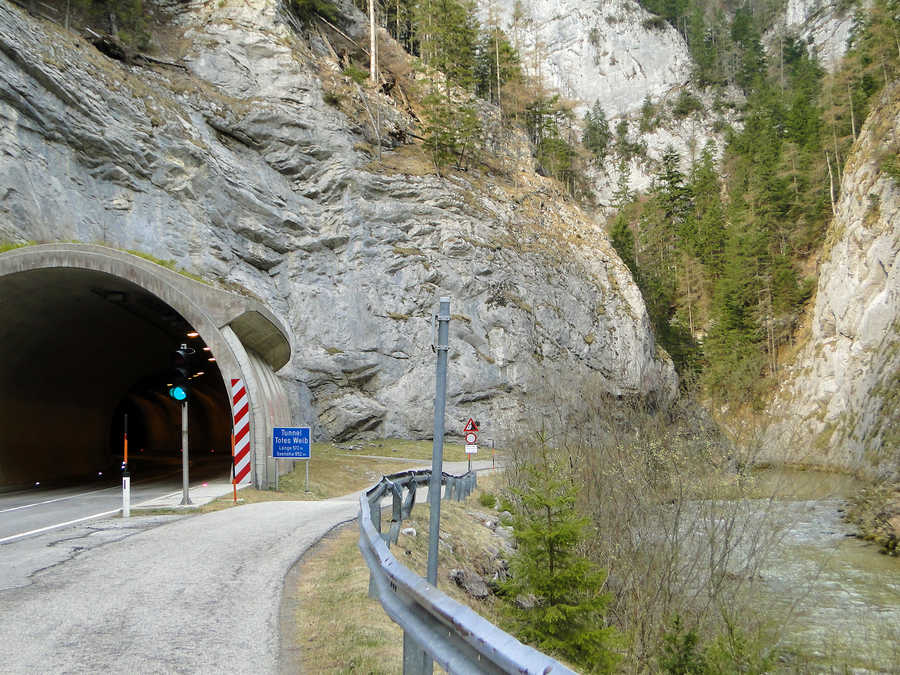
0, 267, 233, 488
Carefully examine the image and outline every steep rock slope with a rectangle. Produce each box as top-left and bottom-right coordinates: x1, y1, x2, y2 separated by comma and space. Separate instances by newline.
777, 0, 860, 70
477, 0, 692, 116
0, 0, 676, 440
762, 83, 899, 477
476, 0, 731, 201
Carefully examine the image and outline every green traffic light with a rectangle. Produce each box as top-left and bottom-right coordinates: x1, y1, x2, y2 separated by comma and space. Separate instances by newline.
169, 385, 188, 401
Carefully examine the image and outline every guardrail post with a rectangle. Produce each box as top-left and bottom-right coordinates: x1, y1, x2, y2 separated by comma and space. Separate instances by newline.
370, 495, 382, 534
403, 632, 432, 675
402, 483, 417, 519
367, 493, 382, 600
443, 476, 453, 501
388, 482, 403, 546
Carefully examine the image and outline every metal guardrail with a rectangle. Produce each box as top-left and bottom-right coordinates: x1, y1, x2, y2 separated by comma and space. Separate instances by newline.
358, 468, 577, 675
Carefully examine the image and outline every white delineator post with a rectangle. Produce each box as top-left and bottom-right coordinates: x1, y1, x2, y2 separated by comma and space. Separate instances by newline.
231, 378, 252, 486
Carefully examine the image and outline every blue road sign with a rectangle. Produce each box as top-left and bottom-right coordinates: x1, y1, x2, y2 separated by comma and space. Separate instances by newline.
272, 427, 311, 459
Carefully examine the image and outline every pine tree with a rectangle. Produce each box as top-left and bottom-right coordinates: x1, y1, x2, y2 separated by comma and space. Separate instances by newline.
474, 28, 521, 105
583, 100, 612, 165
503, 453, 620, 673
413, 0, 479, 91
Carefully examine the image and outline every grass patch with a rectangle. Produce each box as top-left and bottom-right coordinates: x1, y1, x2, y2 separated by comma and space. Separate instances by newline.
0, 241, 35, 253
126, 249, 208, 284
293, 523, 404, 673
392, 246, 424, 257
276, 439, 472, 501
291, 473, 508, 672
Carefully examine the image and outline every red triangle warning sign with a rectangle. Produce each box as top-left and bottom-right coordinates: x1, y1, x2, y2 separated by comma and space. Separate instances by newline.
463, 418, 478, 432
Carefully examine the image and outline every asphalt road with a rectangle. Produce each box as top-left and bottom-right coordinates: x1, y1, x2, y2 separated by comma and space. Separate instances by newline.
0, 457, 231, 543
0, 459, 492, 674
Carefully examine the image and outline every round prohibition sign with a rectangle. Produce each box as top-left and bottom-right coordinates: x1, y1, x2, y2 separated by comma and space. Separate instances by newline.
465, 432, 477, 445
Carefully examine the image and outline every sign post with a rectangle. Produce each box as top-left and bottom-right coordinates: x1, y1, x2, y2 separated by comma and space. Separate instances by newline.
464, 418, 478, 473
122, 413, 130, 518
427, 298, 451, 588
273, 427, 311, 492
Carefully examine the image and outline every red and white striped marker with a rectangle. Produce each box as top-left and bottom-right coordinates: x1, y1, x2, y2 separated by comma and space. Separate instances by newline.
231, 378, 252, 485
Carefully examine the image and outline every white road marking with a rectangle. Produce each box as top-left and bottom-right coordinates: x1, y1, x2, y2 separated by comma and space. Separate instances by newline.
0, 486, 116, 513
0, 509, 122, 544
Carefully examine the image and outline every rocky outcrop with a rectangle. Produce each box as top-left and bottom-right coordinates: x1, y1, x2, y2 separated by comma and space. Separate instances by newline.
0, 0, 676, 441
774, 0, 861, 71
477, 0, 692, 117
476, 0, 712, 201
762, 83, 899, 478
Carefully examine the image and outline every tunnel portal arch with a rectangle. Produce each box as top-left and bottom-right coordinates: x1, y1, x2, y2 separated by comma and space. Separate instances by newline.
0, 244, 292, 489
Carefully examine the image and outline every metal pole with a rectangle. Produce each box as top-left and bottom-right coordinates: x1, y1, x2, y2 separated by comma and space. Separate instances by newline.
427, 297, 450, 587
305, 458, 310, 492
180, 400, 192, 505
275, 456, 279, 491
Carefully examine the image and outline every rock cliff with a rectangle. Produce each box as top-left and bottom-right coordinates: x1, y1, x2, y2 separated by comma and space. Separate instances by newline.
775, 0, 860, 71
477, 0, 692, 117
762, 83, 899, 478
476, 0, 707, 200
0, 0, 676, 441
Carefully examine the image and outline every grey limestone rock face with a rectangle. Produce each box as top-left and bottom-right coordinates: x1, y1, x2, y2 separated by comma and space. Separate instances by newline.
477, 0, 692, 118
0, 0, 676, 442
474, 0, 731, 205
762, 84, 899, 477
775, 0, 860, 71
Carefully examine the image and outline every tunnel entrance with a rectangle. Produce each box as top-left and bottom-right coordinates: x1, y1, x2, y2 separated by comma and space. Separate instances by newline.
0, 267, 233, 488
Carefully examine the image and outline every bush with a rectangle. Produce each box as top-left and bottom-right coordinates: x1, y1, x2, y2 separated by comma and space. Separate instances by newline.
642, 16, 668, 31
673, 91, 704, 119
342, 65, 368, 85
322, 91, 341, 107
478, 492, 497, 508
288, 0, 340, 24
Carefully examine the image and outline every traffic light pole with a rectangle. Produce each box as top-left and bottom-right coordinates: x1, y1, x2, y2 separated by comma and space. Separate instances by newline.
180, 400, 192, 505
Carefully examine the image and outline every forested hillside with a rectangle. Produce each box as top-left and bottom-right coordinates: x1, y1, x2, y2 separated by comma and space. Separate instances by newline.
609, 0, 898, 405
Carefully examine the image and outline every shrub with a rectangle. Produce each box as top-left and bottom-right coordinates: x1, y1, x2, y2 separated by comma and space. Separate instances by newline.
673, 91, 704, 118
478, 492, 497, 508
288, 0, 340, 24
342, 65, 369, 85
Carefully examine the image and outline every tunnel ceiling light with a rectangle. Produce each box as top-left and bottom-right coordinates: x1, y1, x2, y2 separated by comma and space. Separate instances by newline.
208, 357, 216, 362
186, 331, 200, 338
194, 371, 205, 376
202, 346, 211, 351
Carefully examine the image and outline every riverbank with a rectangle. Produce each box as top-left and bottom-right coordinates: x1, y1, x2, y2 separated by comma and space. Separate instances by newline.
844, 481, 900, 556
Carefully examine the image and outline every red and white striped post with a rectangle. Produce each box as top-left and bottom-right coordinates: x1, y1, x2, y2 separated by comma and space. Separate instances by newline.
231, 379, 252, 487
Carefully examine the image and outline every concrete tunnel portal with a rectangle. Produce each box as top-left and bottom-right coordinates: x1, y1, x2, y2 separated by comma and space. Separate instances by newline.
0, 244, 293, 490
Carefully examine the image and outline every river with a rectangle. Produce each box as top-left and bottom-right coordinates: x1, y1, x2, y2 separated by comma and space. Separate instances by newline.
750, 469, 899, 672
